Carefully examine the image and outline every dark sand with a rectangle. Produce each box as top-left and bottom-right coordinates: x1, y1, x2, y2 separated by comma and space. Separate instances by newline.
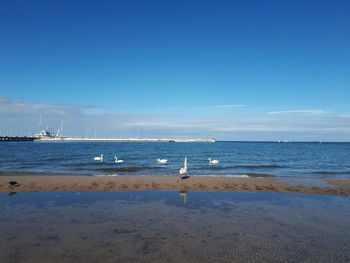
0, 176, 349, 196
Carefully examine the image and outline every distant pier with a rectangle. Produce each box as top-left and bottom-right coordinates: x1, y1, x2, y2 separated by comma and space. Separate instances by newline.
0, 135, 215, 143
0, 136, 37, 142
35, 138, 216, 143
31, 130, 215, 142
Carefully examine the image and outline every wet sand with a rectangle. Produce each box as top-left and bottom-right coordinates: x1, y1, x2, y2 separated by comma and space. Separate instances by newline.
0, 176, 350, 196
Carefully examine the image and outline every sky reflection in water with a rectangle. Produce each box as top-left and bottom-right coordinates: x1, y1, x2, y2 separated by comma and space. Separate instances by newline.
0, 191, 349, 263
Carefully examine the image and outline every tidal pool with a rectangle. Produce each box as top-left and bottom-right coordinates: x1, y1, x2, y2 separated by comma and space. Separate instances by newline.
0, 191, 349, 263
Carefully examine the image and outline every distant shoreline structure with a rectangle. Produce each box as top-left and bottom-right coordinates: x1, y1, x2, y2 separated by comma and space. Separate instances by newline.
35, 137, 217, 143
0, 130, 216, 143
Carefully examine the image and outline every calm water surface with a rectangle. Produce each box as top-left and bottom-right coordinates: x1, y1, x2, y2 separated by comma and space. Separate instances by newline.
1, 141, 350, 178
0, 191, 349, 263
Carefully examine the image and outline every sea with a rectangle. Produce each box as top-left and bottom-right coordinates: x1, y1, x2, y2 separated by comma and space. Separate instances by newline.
1, 141, 350, 178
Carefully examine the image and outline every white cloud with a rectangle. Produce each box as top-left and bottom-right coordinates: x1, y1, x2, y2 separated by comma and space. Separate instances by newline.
2, 97, 350, 141
0, 96, 95, 116
268, 110, 326, 115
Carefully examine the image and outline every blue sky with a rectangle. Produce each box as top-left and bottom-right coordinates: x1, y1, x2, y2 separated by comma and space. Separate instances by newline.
1, 0, 350, 140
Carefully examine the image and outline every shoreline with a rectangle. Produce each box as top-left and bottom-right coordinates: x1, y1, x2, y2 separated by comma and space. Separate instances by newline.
0, 176, 350, 196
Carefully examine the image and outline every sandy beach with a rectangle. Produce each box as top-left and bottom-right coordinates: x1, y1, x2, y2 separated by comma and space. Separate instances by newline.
0, 176, 349, 196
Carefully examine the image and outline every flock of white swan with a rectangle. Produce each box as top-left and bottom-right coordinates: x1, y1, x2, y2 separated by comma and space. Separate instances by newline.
93, 154, 219, 179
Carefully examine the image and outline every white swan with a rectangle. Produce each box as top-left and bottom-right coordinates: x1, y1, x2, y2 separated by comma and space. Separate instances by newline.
94, 154, 103, 161
208, 158, 219, 165
157, 158, 168, 164
179, 157, 189, 179
114, 156, 124, 163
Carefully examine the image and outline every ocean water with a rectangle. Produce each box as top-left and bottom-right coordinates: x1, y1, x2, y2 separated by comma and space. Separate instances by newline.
1, 141, 350, 178
0, 191, 349, 263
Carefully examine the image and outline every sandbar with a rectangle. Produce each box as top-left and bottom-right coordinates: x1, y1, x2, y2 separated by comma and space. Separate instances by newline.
0, 176, 350, 196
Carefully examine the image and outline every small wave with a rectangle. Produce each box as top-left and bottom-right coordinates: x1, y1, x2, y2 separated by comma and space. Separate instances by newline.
194, 165, 281, 171
200, 166, 226, 170
196, 165, 282, 171
68, 162, 115, 167
193, 174, 256, 178
71, 167, 92, 171
221, 174, 249, 178
16, 161, 50, 166
94, 174, 119, 177
46, 157, 70, 161
16, 165, 39, 169
312, 171, 350, 175
94, 167, 158, 173
246, 173, 272, 177
233, 165, 283, 169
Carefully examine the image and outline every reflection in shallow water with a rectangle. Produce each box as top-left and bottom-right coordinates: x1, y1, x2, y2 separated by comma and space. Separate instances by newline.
0, 191, 349, 263
179, 190, 188, 206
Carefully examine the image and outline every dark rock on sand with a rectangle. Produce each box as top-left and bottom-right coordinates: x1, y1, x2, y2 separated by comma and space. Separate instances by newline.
9, 181, 20, 187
